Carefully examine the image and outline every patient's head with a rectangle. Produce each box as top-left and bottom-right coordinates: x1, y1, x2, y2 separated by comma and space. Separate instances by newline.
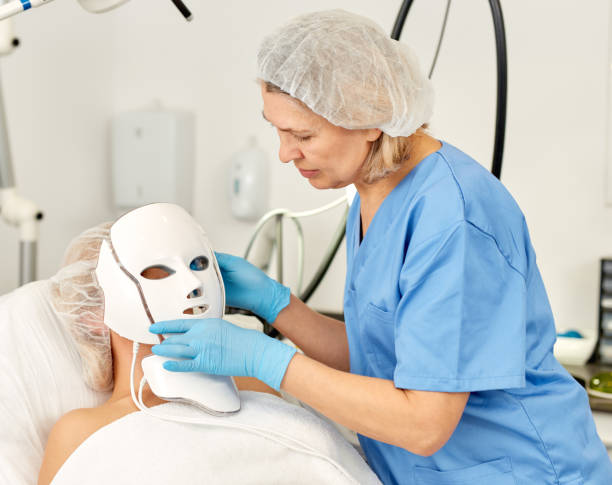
50, 222, 113, 392
49, 204, 225, 393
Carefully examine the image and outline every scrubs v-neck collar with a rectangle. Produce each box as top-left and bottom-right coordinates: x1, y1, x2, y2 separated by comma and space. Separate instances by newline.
352, 141, 445, 264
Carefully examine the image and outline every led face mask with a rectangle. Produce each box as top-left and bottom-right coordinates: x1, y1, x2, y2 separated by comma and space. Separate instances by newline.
96, 203, 239, 415
95, 203, 225, 344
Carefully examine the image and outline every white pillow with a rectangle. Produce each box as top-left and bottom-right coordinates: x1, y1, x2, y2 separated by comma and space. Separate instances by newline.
0, 281, 108, 485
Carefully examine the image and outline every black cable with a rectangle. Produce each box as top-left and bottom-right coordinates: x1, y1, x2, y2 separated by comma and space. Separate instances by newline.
428, 0, 452, 79
299, 208, 349, 304
392, 0, 507, 179
391, 0, 415, 40
488, 0, 507, 179
169, 0, 193, 21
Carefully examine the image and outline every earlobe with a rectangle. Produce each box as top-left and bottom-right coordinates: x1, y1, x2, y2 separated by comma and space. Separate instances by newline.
366, 129, 382, 142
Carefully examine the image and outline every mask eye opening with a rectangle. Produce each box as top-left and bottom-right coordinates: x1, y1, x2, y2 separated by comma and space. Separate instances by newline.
140, 265, 175, 280
190, 256, 209, 271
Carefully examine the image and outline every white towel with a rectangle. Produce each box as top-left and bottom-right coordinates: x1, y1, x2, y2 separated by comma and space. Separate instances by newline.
51, 391, 381, 485
0, 281, 108, 485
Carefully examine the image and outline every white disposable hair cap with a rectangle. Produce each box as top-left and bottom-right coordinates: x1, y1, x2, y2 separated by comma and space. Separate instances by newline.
50, 222, 113, 392
257, 9, 434, 137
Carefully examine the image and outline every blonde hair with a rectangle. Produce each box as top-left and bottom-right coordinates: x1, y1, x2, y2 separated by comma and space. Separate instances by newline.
263, 81, 425, 184
361, 133, 414, 184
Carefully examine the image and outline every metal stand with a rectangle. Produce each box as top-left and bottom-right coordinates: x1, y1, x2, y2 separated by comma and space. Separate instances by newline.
0, 62, 14, 189
0, 185, 42, 286
0, 26, 42, 286
19, 240, 37, 285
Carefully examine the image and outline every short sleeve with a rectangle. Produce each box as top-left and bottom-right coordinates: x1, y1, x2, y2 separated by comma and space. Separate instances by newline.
393, 221, 527, 392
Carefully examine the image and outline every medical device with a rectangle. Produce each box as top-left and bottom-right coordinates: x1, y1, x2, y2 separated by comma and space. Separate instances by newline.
0, 0, 193, 22
95, 202, 241, 415
141, 354, 240, 414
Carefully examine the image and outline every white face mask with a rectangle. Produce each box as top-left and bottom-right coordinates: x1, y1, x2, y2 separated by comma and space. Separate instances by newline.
96, 203, 224, 344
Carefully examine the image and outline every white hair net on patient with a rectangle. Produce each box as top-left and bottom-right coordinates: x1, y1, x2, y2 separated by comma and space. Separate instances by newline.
50, 222, 113, 392
257, 9, 434, 137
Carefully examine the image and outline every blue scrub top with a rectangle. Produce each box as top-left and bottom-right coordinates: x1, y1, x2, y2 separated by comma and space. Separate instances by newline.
344, 141, 612, 484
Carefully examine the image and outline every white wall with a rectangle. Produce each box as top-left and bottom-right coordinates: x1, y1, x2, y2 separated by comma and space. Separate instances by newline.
0, 1, 115, 289
0, 0, 610, 335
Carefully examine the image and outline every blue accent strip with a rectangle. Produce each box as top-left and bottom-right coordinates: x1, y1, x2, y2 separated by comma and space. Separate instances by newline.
20, 0, 31, 10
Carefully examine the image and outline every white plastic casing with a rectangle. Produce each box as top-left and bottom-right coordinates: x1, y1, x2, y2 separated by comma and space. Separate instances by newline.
141, 354, 240, 415
229, 138, 269, 221
111, 110, 194, 211
95, 203, 224, 344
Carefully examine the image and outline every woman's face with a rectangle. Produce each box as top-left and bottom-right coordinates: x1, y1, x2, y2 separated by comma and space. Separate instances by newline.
261, 83, 381, 189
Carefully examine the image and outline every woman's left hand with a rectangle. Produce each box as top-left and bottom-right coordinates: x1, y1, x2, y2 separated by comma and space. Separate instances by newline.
149, 318, 296, 391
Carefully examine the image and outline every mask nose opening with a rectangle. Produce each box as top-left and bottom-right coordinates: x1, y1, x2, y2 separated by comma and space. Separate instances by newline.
184, 286, 208, 315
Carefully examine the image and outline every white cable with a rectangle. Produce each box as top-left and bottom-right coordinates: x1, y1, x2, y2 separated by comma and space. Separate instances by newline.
285, 195, 347, 219
246, 194, 348, 257
129, 346, 357, 483
244, 210, 304, 291
244, 208, 290, 260
293, 217, 304, 294
244, 195, 347, 291
130, 342, 146, 412
248, 195, 347, 237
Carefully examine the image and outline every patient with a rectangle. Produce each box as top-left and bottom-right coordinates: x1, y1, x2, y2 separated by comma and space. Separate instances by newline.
37, 219, 295, 485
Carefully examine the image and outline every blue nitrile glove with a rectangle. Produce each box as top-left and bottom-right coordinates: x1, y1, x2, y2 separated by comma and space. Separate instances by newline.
150, 318, 297, 391
215, 252, 290, 324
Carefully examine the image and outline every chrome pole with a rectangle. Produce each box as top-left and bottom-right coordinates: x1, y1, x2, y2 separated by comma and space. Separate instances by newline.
0, 70, 14, 190
19, 240, 36, 285
0, 66, 40, 286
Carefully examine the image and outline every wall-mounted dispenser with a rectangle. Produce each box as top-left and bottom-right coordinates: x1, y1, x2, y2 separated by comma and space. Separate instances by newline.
111, 108, 194, 212
229, 137, 269, 221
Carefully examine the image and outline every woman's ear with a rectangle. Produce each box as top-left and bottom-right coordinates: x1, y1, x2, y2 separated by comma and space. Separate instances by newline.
365, 128, 382, 142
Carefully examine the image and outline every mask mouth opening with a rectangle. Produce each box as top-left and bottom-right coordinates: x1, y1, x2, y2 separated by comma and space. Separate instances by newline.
183, 304, 209, 316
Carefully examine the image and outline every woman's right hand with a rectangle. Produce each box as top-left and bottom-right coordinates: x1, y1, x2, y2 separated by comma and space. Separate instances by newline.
215, 252, 291, 324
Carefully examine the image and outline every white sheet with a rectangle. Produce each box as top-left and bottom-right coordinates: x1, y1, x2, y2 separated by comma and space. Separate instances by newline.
0, 281, 108, 485
51, 391, 381, 485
